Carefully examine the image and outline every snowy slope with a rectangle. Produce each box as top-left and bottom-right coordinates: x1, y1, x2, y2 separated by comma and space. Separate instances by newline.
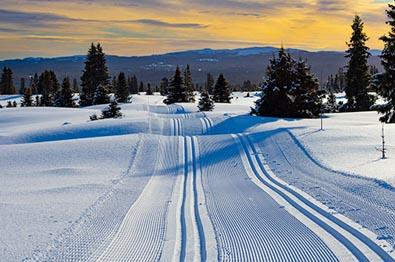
1, 93, 395, 261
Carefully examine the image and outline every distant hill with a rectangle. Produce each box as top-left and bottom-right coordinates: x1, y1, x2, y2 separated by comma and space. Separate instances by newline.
0, 47, 382, 87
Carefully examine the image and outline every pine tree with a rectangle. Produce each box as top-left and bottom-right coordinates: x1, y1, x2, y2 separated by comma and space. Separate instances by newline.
31, 73, 39, 94
55, 77, 74, 107
160, 77, 169, 96
38, 70, 59, 106
206, 73, 214, 94
183, 64, 195, 102
111, 76, 117, 93
254, 47, 298, 117
19, 77, 25, 95
101, 101, 122, 119
292, 59, 321, 117
80, 43, 110, 106
72, 78, 79, 93
129, 75, 138, 94
146, 83, 153, 95
165, 66, 186, 104
21, 87, 33, 107
198, 90, 214, 111
378, 3, 395, 123
326, 91, 338, 112
93, 84, 110, 105
139, 81, 144, 93
345, 15, 374, 111
0, 67, 16, 94
115, 72, 129, 102
212, 73, 232, 103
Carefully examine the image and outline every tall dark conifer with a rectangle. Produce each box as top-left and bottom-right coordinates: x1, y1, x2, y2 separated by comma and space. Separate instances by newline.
0, 67, 16, 94
160, 77, 169, 96
38, 70, 59, 106
378, 3, 395, 123
129, 75, 138, 94
206, 73, 214, 95
80, 43, 110, 106
212, 74, 232, 103
345, 15, 373, 111
165, 66, 186, 104
22, 87, 33, 107
115, 72, 129, 102
198, 90, 214, 111
55, 77, 74, 107
19, 77, 25, 94
183, 64, 195, 102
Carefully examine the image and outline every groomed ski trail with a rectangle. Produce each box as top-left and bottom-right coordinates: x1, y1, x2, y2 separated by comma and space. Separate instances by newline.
198, 135, 340, 261
236, 133, 395, 262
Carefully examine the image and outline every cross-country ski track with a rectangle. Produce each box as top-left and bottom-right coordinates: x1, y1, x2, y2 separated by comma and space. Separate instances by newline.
4, 101, 395, 261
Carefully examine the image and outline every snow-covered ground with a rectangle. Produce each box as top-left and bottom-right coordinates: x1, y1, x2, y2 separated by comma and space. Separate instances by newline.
1, 92, 395, 261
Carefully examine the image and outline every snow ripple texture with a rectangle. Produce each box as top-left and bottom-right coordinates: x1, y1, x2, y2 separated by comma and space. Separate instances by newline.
198, 135, 339, 261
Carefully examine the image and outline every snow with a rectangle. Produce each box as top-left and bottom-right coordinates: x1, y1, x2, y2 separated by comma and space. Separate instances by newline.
1, 92, 395, 261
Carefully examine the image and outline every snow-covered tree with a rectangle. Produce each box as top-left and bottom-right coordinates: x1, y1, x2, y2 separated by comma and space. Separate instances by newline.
184, 64, 195, 102
93, 84, 110, 105
165, 66, 186, 104
101, 101, 122, 119
212, 73, 232, 103
254, 48, 321, 118
198, 90, 214, 111
345, 15, 375, 111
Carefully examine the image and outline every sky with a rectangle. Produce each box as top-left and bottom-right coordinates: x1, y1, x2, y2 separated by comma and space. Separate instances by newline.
0, 0, 393, 59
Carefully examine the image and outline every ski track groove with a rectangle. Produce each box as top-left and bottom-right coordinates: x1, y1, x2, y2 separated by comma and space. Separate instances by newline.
238, 133, 394, 262
198, 135, 339, 261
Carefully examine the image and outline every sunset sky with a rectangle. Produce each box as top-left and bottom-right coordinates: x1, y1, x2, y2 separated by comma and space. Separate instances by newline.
0, 0, 393, 59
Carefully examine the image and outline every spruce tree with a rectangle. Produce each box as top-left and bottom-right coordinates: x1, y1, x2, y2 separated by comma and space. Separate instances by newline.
206, 73, 214, 94
146, 83, 153, 95
80, 43, 110, 106
38, 70, 59, 106
326, 91, 338, 113
345, 15, 374, 111
115, 72, 129, 102
139, 81, 144, 93
129, 75, 138, 94
0, 67, 16, 94
212, 73, 232, 103
19, 77, 25, 95
292, 59, 321, 117
101, 101, 122, 119
93, 84, 110, 105
55, 77, 74, 107
72, 78, 79, 93
21, 87, 33, 107
198, 90, 214, 111
254, 47, 298, 117
31, 73, 39, 94
160, 77, 169, 96
378, 3, 395, 123
165, 66, 186, 104
183, 64, 195, 102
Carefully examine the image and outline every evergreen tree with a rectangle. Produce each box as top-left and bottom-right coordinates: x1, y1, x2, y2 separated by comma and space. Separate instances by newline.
0, 67, 16, 94
111, 76, 117, 93
115, 72, 129, 102
325, 91, 338, 112
31, 73, 39, 94
292, 59, 321, 117
129, 75, 139, 94
19, 77, 25, 95
101, 101, 122, 119
93, 84, 110, 105
345, 15, 374, 111
55, 77, 74, 107
378, 3, 395, 123
139, 81, 144, 93
35, 96, 40, 107
160, 77, 169, 96
38, 70, 59, 106
165, 66, 186, 104
72, 78, 79, 93
146, 83, 153, 95
206, 73, 214, 94
254, 48, 307, 117
183, 64, 195, 102
21, 87, 33, 107
198, 90, 214, 111
212, 73, 232, 103
80, 43, 110, 106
